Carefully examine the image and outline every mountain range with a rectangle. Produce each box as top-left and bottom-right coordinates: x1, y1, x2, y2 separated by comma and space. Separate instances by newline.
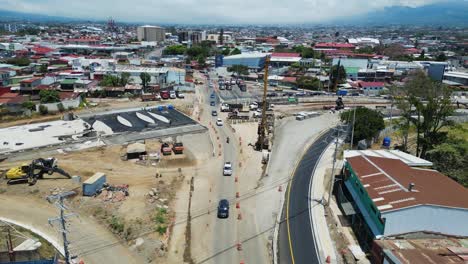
0, 1, 467, 26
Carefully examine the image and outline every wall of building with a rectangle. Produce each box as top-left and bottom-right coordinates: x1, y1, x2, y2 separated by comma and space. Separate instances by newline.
382, 205, 468, 237
223, 56, 266, 70
36, 97, 82, 112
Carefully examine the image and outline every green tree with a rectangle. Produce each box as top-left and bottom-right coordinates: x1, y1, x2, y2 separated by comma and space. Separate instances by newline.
120, 72, 131, 86
7, 57, 31, 67
418, 50, 426, 60
426, 143, 468, 187
394, 70, 454, 158
163, 45, 187, 55
140, 72, 151, 91
39, 90, 60, 103
292, 46, 316, 58
99, 74, 121, 87
197, 56, 206, 67
21, 101, 36, 111
330, 64, 346, 89
435, 53, 447, 62
296, 76, 320, 90
222, 48, 230, 56
227, 65, 249, 76
340, 107, 385, 146
230, 48, 241, 55
38, 105, 49, 115
39, 64, 48, 73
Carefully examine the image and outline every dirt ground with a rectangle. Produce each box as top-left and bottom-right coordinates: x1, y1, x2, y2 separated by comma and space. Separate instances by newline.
0, 131, 208, 263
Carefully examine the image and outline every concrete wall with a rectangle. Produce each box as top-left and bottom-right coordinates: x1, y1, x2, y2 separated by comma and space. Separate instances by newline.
383, 205, 468, 237
36, 97, 81, 112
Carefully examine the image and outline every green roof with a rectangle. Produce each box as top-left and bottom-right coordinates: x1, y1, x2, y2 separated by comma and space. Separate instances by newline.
61, 79, 77, 85
345, 67, 360, 74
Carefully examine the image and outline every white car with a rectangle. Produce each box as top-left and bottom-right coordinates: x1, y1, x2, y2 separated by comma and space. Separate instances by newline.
216, 118, 223, 126
223, 162, 232, 176
169, 91, 176, 99
177, 93, 185, 98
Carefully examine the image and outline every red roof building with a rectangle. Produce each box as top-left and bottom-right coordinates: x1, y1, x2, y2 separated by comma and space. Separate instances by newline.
314, 42, 355, 49
271, 52, 301, 58
32, 45, 55, 55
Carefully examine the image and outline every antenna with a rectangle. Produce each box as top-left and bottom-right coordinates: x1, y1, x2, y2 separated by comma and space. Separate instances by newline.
47, 191, 77, 264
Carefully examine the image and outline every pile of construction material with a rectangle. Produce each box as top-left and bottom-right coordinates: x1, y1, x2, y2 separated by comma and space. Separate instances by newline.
146, 188, 169, 209
97, 183, 129, 203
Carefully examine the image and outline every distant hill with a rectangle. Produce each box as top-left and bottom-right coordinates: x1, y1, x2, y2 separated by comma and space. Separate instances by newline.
0, 9, 88, 23
342, 1, 468, 26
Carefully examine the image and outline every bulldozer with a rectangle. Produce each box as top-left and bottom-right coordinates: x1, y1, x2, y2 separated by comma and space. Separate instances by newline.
4, 158, 71, 186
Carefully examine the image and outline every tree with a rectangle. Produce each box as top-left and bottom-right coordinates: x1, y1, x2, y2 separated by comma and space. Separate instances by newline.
39, 90, 60, 104
222, 48, 230, 56
418, 50, 426, 60
39, 105, 49, 115
330, 64, 346, 89
163, 45, 186, 55
197, 56, 206, 67
355, 46, 374, 54
120, 72, 131, 86
99, 74, 121, 87
140, 72, 151, 91
292, 46, 316, 59
435, 53, 447, 62
383, 44, 406, 59
340, 107, 385, 146
296, 76, 320, 90
426, 143, 468, 187
227, 65, 249, 76
394, 70, 454, 158
230, 48, 241, 55
39, 64, 48, 73
21, 101, 36, 111
7, 57, 31, 67
57, 103, 65, 112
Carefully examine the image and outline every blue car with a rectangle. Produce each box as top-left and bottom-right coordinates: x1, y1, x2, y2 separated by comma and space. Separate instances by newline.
217, 199, 229, 218
210, 101, 216, 106
210, 94, 215, 99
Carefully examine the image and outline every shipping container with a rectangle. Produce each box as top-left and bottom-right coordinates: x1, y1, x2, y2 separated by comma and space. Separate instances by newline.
83, 172, 106, 196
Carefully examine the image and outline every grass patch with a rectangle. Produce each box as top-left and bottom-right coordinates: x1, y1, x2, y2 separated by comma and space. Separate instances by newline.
153, 208, 168, 235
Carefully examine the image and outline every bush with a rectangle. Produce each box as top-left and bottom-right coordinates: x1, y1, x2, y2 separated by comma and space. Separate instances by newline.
109, 216, 125, 234
21, 101, 36, 111
38, 105, 48, 115
57, 103, 65, 112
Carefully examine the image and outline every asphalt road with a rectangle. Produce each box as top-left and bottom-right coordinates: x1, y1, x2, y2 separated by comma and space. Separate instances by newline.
280, 129, 334, 264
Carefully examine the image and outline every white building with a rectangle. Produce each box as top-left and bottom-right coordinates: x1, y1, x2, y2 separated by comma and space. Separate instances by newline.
137, 25, 166, 42
348, 38, 380, 47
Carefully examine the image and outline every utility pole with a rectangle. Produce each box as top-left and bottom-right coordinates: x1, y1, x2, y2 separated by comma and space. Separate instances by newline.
326, 127, 342, 206
255, 56, 270, 151
47, 191, 77, 264
350, 98, 357, 148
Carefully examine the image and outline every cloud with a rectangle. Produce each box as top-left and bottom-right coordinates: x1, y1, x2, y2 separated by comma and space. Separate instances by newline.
0, 0, 445, 24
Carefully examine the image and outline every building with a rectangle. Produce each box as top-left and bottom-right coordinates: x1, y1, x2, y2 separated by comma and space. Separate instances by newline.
443, 71, 468, 86
19, 77, 42, 94
314, 42, 356, 50
137, 25, 165, 42
222, 53, 267, 71
0, 71, 11, 86
348, 38, 380, 47
372, 235, 468, 264
178, 31, 203, 45
339, 154, 468, 249
206, 33, 232, 44
358, 81, 386, 96
270, 52, 301, 67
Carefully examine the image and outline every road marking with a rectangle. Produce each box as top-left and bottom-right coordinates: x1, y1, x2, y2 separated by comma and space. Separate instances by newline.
286, 162, 298, 264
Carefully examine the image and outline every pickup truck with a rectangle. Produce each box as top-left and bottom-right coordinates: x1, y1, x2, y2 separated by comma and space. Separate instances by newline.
172, 142, 184, 154
161, 143, 172, 155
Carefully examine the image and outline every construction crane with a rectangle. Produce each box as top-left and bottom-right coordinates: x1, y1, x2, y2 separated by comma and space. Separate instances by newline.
255, 56, 270, 151
4, 158, 71, 186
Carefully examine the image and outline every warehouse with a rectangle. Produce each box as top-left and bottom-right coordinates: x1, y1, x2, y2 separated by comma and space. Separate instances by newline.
222, 53, 267, 71
338, 153, 468, 248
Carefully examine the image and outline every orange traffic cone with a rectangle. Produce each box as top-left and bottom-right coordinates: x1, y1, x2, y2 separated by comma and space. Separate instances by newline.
326, 256, 331, 263
278, 185, 283, 192
236, 202, 240, 208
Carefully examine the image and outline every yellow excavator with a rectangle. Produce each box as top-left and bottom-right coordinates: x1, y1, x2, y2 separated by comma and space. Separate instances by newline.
4, 158, 71, 186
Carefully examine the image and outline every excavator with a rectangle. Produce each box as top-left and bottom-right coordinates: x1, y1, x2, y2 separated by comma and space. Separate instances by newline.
4, 158, 71, 186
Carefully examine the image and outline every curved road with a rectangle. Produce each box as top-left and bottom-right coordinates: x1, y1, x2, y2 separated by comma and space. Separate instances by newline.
279, 129, 334, 264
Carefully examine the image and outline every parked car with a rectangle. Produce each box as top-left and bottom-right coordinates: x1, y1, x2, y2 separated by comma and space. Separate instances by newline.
160, 90, 170, 100
216, 118, 223, 126
169, 91, 176, 99
223, 162, 232, 176
176, 91, 185, 98
211, 110, 218, 116
217, 199, 229, 218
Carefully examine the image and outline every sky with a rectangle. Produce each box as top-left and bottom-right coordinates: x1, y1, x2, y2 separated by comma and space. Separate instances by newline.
0, 0, 447, 24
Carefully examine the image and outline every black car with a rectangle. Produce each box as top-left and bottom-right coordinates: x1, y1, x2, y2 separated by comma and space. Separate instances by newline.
217, 199, 229, 218
211, 110, 218, 116
210, 101, 216, 106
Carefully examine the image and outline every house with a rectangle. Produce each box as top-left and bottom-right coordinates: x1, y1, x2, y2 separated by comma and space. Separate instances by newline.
358, 81, 386, 96
0, 71, 11, 86
314, 42, 356, 50
270, 52, 302, 67
60, 78, 78, 91
19, 77, 42, 94
338, 153, 468, 249
0, 92, 27, 113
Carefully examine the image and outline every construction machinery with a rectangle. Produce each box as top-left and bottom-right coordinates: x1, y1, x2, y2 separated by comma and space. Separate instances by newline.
4, 158, 71, 186
255, 56, 270, 151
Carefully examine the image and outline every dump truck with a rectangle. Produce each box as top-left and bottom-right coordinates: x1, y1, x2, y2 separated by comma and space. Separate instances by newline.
172, 142, 184, 154
161, 143, 172, 155
5, 157, 71, 186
